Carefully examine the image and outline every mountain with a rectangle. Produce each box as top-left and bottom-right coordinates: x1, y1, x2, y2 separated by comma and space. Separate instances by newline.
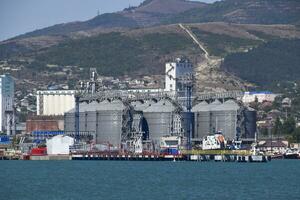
166, 0, 300, 25
221, 39, 300, 91
8, 0, 300, 41
2, 22, 299, 92
1, 0, 300, 92
12, 0, 206, 40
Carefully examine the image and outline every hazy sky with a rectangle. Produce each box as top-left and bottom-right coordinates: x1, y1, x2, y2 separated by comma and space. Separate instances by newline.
0, 0, 217, 41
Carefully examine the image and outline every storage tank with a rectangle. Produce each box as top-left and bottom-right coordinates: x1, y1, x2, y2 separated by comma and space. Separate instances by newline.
244, 108, 257, 139
192, 100, 221, 140
210, 100, 239, 140
64, 99, 133, 147
95, 99, 132, 146
143, 98, 181, 146
64, 102, 89, 132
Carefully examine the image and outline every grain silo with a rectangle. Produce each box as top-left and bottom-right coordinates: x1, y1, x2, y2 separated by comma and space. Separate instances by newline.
64, 99, 134, 147
210, 100, 240, 140
192, 100, 222, 140
143, 98, 181, 146
64, 102, 89, 132
95, 99, 133, 146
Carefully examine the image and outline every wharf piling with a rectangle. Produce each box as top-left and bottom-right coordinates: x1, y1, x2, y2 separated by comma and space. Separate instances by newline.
71, 151, 271, 162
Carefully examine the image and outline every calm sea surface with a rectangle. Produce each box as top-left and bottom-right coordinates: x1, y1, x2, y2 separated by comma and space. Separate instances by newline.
0, 160, 299, 200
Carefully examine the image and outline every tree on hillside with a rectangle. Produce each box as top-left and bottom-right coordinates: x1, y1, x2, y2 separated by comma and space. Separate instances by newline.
273, 117, 283, 136
282, 117, 296, 135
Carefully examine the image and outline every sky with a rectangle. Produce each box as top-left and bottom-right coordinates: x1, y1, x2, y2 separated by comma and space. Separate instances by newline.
0, 0, 217, 41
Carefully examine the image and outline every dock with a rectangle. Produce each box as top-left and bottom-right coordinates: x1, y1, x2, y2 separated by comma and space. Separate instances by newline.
71, 151, 271, 162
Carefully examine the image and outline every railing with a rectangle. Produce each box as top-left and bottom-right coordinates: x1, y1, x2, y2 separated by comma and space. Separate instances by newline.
181, 149, 251, 155
78, 90, 244, 102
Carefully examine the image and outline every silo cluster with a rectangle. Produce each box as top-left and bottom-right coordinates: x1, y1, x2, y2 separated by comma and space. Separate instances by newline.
142, 99, 193, 146
64, 98, 193, 148
65, 99, 134, 147
192, 100, 240, 141
64, 96, 256, 148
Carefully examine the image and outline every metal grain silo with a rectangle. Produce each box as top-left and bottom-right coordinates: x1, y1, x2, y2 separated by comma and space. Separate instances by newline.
244, 108, 257, 139
143, 98, 181, 146
84, 101, 99, 133
64, 102, 89, 132
95, 99, 133, 147
192, 100, 222, 140
64, 99, 133, 147
210, 100, 239, 140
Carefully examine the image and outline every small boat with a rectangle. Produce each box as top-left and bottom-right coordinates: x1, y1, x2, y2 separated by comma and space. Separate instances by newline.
271, 153, 284, 159
283, 149, 299, 159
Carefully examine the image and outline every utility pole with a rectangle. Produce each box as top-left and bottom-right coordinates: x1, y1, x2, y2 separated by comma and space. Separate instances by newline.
268, 124, 272, 153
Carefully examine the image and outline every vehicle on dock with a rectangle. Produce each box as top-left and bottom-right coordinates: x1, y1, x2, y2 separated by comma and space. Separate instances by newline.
202, 134, 226, 150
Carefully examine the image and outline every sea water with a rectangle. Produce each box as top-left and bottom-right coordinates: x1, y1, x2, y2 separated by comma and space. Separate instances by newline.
0, 160, 299, 200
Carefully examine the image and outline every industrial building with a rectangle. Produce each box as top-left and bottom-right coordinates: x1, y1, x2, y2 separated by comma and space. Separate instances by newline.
65, 99, 136, 147
165, 58, 193, 93
46, 135, 74, 155
26, 116, 64, 133
242, 91, 277, 103
192, 100, 256, 141
36, 90, 75, 116
0, 74, 15, 135
36, 58, 254, 152
142, 98, 193, 146
64, 96, 256, 150
64, 97, 194, 150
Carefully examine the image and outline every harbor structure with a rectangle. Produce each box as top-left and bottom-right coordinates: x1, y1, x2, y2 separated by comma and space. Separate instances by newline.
36, 90, 75, 116
142, 98, 193, 147
46, 135, 74, 155
192, 100, 244, 141
26, 115, 64, 135
64, 95, 255, 150
33, 58, 256, 153
165, 58, 193, 93
0, 74, 15, 135
64, 97, 193, 150
65, 98, 135, 147
62, 58, 255, 151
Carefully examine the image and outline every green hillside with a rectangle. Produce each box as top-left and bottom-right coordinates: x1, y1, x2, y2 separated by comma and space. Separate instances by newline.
190, 27, 261, 57
165, 0, 300, 25
221, 39, 300, 89
31, 32, 198, 75
1, 22, 300, 92
9, 0, 300, 41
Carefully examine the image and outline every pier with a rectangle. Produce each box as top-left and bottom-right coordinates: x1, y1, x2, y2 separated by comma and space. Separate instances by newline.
71, 151, 271, 162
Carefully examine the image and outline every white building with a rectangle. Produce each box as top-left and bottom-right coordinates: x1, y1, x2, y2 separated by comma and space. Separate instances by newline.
37, 90, 75, 116
165, 58, 193, 92
0, 74, 14, 134
242, 91, 277, 103
46, 135, 74, 155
